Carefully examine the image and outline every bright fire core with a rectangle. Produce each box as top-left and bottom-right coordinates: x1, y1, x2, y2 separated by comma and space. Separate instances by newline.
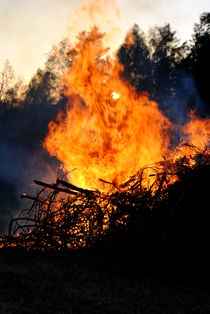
44, 28, 210, 191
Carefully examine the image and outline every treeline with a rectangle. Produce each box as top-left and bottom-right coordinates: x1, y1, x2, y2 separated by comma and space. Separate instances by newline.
0, 12, 210, 231
1, 12, 210, 148
118, 13, 210, 119
0, 39, 73, 230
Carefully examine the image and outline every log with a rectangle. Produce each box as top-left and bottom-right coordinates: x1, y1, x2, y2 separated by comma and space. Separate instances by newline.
33, 180, 78, 195
57, 179, 95, 195
20, 193, 37, 201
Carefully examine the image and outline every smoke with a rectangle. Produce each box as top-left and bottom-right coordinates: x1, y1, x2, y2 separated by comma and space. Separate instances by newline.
0, 97, 61, 234
0, 140, 58, 234
163, 72, 206, 124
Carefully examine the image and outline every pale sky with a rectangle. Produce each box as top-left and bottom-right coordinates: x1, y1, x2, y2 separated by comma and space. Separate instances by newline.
0, 0, 210, 82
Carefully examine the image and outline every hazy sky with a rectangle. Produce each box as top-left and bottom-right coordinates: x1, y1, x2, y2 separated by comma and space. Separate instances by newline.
0, 0, 210, 81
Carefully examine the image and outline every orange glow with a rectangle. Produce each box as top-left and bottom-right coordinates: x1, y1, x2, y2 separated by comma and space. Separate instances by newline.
67, 0, 124, 55
44, 28, 210, 191
123, 30, 134, 48
182, 114, 210, 149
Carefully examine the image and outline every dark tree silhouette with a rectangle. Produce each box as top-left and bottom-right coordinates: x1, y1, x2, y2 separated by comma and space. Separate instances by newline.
148, 24, 183, 110
118, 24, 152, 93
118, 23, 191, 122
20, 38, 73, 151
185, 12, 210, 114
0, 39, 73, 232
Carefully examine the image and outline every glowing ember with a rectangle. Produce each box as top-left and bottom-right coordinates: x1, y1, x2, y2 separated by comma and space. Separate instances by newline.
44, 28, 210, 191
111, 91, 120, 100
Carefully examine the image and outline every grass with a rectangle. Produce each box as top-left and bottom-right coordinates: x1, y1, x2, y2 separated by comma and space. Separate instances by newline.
0, 249, 210, 314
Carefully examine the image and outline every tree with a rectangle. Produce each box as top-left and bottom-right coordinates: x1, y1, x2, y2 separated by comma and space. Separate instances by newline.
118, 24, 152, 93
0, 60, 15, 102
186, 12, 210, 114
44, 38, 73, 103
148, 24, 182, 110
19, 39, 73, 150
0, 60, 25, 112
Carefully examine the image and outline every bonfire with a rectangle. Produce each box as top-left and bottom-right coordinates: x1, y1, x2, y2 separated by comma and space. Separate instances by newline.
0, 28, 209, 252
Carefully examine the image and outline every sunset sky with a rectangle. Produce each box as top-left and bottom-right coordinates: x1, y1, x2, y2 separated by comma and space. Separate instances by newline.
0, 0, 210, 82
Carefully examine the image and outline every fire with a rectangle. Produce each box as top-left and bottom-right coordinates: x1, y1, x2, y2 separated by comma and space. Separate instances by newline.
44, 27, 210, 191
182, 114, 210, 149
67, 0, 124, 55
123, 31, 134, 48
111, 91, 120, 100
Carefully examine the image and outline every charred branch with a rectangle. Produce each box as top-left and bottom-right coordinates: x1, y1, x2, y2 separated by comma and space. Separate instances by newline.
56, 179, 95, 195
20, 193, 37, 201
34, 180, 78, 195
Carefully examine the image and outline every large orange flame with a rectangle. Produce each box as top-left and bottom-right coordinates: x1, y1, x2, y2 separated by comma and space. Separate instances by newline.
67, 0, 124, 55
44, 28, 210, 191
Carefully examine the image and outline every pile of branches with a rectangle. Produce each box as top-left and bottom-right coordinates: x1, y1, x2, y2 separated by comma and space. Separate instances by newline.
0, 145, 210, 254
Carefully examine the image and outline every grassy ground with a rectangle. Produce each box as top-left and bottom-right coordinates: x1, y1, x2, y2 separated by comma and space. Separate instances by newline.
0, 250, 210, 314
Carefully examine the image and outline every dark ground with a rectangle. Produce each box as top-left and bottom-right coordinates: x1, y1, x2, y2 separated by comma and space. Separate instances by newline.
0, 249, 210, 314
0, 152, 209, 313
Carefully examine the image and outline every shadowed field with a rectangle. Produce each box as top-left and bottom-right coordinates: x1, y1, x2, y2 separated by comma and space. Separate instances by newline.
0, 251, 210, 314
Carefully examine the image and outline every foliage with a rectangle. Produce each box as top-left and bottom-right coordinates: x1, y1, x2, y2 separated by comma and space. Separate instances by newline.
118, 24, 152, 93
184, 12, 210, 114
0, 60, 25, 109
148, 24, 183, 107
117, 23, 198, 121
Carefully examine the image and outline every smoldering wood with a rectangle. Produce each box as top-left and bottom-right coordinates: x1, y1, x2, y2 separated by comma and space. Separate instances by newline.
99, 178, 121, 190
34, 180, 78, 195
20, 194, 37, 201
0, 144, 209, 252
56, 179, 95, 195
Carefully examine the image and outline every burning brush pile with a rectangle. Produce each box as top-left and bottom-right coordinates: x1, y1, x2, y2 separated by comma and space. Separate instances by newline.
0, 145, 210, 253
0, 28, 210, 255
